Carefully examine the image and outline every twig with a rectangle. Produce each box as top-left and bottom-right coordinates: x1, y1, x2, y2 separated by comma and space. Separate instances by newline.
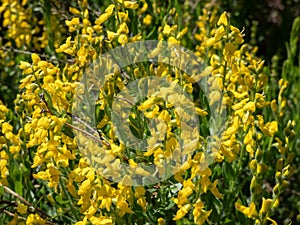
39, 92, 110, 147
3, 209, 57, 225
3, 186, 32, 207
0, 46, 74, 64
64, 122, 110, 147
113, 96, 135, 106
73, 116, 98, 134
291, 189, 300, 196
3, 186, 51, 220
3, 209, 26, 221
0, 200, 17, 213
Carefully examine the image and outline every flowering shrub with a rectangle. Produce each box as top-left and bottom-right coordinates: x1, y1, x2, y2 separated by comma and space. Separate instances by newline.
0, 0, 298, 224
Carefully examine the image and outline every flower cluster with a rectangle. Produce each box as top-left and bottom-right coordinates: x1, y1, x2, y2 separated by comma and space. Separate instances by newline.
0, 1, 296, 224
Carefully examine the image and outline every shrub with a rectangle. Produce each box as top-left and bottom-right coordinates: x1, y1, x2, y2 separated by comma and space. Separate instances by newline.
0, 1, 298, 224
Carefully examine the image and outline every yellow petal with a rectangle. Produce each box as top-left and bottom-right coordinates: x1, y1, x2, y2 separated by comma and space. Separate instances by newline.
173, 204, 191, 220
217, 12, 228, 26
204, 37, 216, 47
235, 202, 258, 218
17, 203, 28, 214
31, 53, 40, 64
267, 217, 278, 225
123, 1, 139, 9
105, 4, 115, 14
243, 101, 256, 113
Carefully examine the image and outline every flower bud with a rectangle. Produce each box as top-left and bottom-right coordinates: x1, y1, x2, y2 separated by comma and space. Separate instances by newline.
260, 198, 273, 215
134, 68, 139, 77
272, 198, 279, 208
250, 176, 257, 193
289, 130, 295, 141
275, 171, 282, 181
256, 163, 267, 175
276, 158, 284, 171
255, 148, 262, 161
240, 44, 248, 55
158, 218, 166, 225
281, 180, 289, 190
287, 153, 295, 164
270, 100, 277, 113
283, 165, 294, 178
254, 184, 262, 195
280, 99, 286, 109
284, 127, 291, 137
287, 120, 296, 129
273, 183, 280, 195
256, 60, 265, 73
249, 159, 257, 173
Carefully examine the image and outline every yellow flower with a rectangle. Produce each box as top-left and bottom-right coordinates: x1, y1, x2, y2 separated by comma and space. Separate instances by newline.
201, 175, 211, 193
244, 128, 253, 145
137, 197, 147, 211
192, 199, 212, 224
107, 31, 118, 42
163, 24, 172, 36
134, 186, 146, 198
95, 4, 115, 25
264, 121, 278, 136
257, 116, 278, 137
168, 36, 179, 45
243, 101, 256, 113
138, 98, 155, 111
157, 218, 166, 225
143, 14, 152, 26
123, 1, 139, 9
195, 107, 208, 116
259, 197, 273, 215
37, 117, 50, 129
158, 110, 171, 122
177, 27, 188, 39
117, 22, 129, 34
118, 34, 128, 45
217, 12, 228, 26
31, 53, 40, 65
235, 202, 258, 219
33, 171, 48, 180
2, 122, 13, 133
48, 166, 60, 188
19, 61, 31, 70
118, 11, 129, 21
69, 7, 81, 15
173, 204, 191, 220
210, 179, 223, 199
65, 18, 80, 32
214, 26, 225, 41
17, 203, 28, 214
78, 179, 92, 195
223, 42, 236, 62
204, 37, 216, 47
89, 216, 113, 225
26, 214, 46, 225
117, 199, 134, 215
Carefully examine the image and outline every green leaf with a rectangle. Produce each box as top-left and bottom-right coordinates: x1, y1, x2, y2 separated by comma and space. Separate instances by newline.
15, 181, 23, 196
223, 162, 235, 182
0, 185, 4, 196
55, 195, 69, 205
